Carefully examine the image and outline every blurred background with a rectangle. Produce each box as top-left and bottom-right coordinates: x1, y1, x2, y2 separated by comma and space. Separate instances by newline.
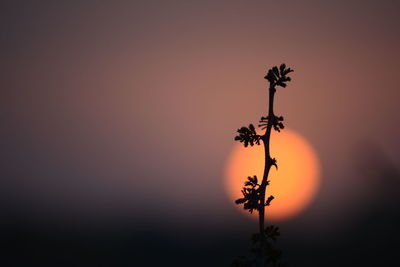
1, 1, 399, 266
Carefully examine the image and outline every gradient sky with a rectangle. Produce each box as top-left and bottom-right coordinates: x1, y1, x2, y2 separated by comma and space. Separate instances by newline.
1, 1, 400, 266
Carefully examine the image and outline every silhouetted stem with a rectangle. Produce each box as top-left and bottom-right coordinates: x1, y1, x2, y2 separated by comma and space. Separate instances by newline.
259, 85, 276, 235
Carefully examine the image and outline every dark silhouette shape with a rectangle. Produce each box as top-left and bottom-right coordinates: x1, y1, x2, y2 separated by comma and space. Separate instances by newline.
232, 64, 294, 267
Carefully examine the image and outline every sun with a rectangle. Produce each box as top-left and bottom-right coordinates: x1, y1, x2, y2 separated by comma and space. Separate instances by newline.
225, 128, 320, 221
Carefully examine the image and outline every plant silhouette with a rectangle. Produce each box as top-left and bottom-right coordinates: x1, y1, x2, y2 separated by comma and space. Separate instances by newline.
232, 64, 294, 267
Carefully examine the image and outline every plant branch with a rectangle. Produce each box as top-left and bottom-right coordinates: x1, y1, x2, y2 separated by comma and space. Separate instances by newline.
232, 64, 293, 266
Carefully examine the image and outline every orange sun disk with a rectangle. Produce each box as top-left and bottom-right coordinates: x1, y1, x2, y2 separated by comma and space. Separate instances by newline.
225, 129, 320, 221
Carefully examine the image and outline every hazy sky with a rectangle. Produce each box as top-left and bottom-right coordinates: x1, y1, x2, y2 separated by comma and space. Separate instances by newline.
1, 1, 400, 265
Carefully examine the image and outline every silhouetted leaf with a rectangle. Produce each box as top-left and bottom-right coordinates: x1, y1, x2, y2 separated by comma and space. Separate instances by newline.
265, 195, 275, 206
272, 66, 280, 78
279, 63, 286, 74
277, 81, 286, 88
249, 124, 255, 132
235, 198, 247, 204
270, 158, 278, 170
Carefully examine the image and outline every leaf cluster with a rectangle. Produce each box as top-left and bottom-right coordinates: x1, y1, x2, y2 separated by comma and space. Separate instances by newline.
259, 115, 285, 132
264, 63, 293, 88
234, 124, 261, 147
235, 176, 261, 213
232, 232, 287, 267
246, 226, 285, 267
235, 176, 275, 213
264, 225, 280, 242
251, 226, 280, 244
